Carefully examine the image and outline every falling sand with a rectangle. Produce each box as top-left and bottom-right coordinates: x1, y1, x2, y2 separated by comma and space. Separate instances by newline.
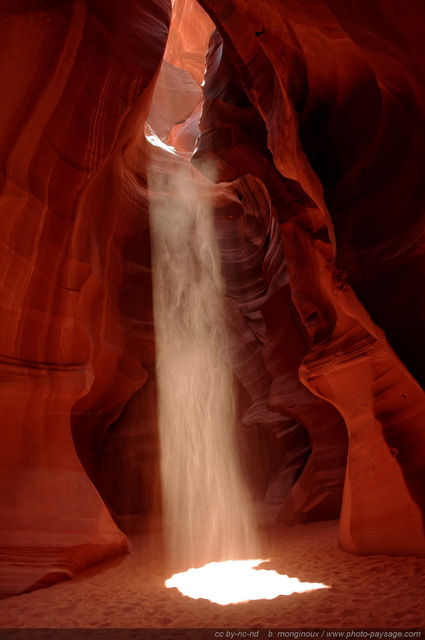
147, 145, 259, 571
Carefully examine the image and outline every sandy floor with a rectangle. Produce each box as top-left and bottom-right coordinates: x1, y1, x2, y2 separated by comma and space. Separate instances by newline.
0, 518, 424, 631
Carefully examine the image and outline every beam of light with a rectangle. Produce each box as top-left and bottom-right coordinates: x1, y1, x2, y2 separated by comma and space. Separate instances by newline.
165, 559, 330, 605
148, 145, 260, 571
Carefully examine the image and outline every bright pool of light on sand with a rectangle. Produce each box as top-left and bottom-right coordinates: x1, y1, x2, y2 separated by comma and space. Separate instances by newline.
165, 559, 330, 605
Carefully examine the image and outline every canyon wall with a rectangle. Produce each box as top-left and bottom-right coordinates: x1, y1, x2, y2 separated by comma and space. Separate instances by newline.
195, 0, 425, 555
0, 0, 169, 597
0, 0, 424, 597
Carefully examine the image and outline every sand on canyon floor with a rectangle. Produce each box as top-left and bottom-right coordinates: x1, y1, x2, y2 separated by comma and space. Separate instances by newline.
0, 516, 424, 631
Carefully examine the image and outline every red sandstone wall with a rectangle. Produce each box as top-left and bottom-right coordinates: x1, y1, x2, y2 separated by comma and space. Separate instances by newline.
1, 0, 424, 600
196, 1, 425, 555
0, 0, 170, 597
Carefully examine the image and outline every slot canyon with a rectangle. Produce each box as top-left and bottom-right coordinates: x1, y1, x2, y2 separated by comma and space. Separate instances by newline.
0, 0, 424, 631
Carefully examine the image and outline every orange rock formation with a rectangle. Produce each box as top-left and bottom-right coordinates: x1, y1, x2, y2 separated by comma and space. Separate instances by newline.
0, 0, 424, 597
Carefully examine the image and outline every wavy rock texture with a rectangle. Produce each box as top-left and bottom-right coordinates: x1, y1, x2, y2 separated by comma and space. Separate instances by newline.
0, 0, 170, 597
214, 174, 349, 523
1, 0, 425, 600
196, 0, 425, 555
193, 33, 349, 524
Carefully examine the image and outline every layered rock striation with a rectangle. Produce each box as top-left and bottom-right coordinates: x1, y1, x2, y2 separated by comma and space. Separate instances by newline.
0, 0, 424, 598
0, 0, 169, 597
196, 0, 425, 555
